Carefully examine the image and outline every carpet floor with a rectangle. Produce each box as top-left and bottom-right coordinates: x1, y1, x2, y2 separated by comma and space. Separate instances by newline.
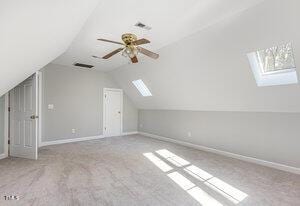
0, 134, 299, 205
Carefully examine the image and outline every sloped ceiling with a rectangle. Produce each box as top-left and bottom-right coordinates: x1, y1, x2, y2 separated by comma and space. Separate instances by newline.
0, 0, 101, 96
53, 0, 264, 71
109, 0, 300, 113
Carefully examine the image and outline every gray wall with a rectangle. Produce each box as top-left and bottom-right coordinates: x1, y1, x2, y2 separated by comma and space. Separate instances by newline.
41, 64, 137, 142
123, 96, 138, 132
0, 95, 5, 154
110, 0, 300, 113
139, 110, 300, 168
110, 0, 300, 170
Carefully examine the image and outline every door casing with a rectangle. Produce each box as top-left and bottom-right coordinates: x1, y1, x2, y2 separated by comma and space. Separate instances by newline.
8, 72, 42, 159
103, 88, 123, 137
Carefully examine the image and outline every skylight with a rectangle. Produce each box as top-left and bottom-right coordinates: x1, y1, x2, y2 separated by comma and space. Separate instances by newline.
247, 42, 298, 87
132, 79, 152, 96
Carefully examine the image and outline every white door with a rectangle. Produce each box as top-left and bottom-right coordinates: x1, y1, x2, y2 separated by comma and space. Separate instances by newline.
10, 74, 38, 159
103, 88, 123, 137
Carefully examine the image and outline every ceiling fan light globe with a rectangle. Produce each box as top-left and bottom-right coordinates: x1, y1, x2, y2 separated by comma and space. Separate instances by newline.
125, 48, 131, 54
122, 51, 128, 57
132, 47, 139, 56
129, 53, 135, 58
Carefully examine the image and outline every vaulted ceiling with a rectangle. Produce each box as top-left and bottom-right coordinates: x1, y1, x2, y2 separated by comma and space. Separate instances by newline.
2, 0, 299, 113
53, 0, 265, 71
0, 0, 265, 97
109, 0, 300, 112
0, 0, 101, 96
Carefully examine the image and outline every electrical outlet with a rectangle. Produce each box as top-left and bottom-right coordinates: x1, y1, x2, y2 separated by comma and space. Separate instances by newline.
72, 129, 76, 134
188, 132, 192, 137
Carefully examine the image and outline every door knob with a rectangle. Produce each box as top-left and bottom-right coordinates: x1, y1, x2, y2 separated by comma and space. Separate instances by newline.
118, 111, 121, 114
30, 115, 39, 119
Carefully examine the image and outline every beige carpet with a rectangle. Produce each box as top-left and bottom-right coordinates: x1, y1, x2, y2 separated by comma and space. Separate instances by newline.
0, 134, 299, 205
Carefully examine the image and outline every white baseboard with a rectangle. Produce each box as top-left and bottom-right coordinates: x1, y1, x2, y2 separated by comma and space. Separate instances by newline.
0, 153, 7, 160
139, 132, 300, 175
40, 131, 138, 147
40, 135, 105, 147
122, 131, 138, 136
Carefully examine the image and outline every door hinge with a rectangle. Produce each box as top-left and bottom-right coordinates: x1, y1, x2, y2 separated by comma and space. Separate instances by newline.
105, 127, 106, 130
8, 107, 10, 112
105, 94, 107, 98
8, 139, 10, 145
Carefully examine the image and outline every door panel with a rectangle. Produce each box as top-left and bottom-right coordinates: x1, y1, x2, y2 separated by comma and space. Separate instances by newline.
25, 120, 33, 147
24, 84, 33, 111
104, 89, 122, 137
15, 121, 21, 145
10, 75, 38, 159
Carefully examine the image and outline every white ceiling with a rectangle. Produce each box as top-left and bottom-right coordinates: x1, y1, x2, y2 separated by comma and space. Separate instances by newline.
0, 0, 101, 97
109, 0, 300, 112
53, 0, 265, 71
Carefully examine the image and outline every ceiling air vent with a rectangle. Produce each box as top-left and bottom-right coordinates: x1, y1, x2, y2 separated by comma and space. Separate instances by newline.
134, 22, 152, 30
73, 63, 94, 69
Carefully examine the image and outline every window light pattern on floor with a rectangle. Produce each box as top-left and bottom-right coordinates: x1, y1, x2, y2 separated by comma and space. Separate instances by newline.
156, 149, 190, 167
205, 177, 248, 204
184, 165, 213, 181
143, 152, 173, 172
143, 149, 248, 205
168, 172, 223, 206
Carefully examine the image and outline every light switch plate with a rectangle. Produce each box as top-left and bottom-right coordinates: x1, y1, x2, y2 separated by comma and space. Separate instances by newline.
48, 104, 54, 110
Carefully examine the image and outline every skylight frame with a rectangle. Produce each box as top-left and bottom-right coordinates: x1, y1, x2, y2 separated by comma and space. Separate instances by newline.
247, 42, 298, 87
132, 79, 152, 97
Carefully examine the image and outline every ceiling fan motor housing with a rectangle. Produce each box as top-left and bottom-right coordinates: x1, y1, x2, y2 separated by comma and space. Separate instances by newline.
122, 33, 137, 45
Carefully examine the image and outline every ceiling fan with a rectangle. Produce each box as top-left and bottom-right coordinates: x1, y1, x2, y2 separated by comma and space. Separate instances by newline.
94, 33, 159, 63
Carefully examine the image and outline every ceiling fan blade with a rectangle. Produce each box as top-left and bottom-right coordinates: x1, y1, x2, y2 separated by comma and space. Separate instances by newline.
98, 38, 124, 45
102, 48, 124, 59
137, 47, 159, 59
131, 56, 138, 63
132, 38, 150, 45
